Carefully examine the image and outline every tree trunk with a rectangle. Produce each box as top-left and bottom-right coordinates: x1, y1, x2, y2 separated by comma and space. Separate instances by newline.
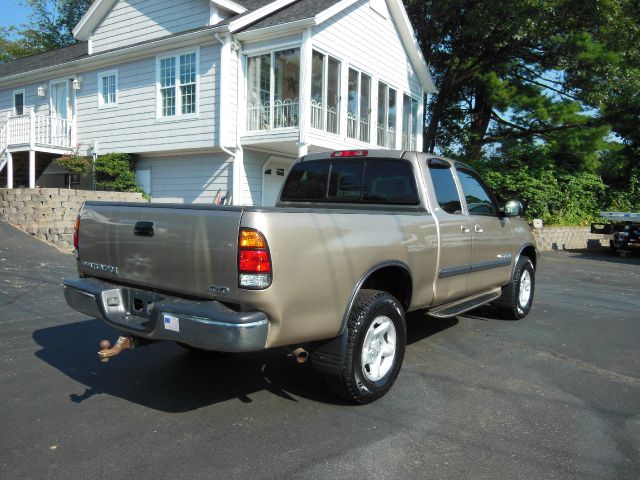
424, 69, 454, 153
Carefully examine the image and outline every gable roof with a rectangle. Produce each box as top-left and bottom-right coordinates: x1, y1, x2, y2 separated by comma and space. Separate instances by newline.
0, 42, 89, 78
2, 0, 433, 92
235, 0, 435, 92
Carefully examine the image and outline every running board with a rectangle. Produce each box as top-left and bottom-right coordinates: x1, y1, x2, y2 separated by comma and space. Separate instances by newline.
427, 288, 502, 319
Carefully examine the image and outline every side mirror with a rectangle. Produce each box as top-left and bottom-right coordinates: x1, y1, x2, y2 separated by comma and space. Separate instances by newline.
502, 199, 524, 217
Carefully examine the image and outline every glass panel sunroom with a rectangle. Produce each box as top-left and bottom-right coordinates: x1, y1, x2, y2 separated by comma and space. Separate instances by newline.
247, 48, 300, 131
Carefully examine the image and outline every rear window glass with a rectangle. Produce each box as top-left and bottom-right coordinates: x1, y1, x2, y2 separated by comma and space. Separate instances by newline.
280, 158, 419, 205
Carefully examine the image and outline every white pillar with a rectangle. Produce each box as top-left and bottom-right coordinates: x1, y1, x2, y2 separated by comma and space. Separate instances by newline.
298, 143, 308, 157
29, 149, 36, 188
298, 28, 312, 147
6, 151, 13, 189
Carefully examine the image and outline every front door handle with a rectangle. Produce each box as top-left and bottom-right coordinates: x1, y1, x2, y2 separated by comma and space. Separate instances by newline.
461, 225, 470, 233
474, 224, 484, 233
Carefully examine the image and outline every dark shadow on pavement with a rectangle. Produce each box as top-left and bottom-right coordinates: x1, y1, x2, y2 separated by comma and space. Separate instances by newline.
405, 310, 458, 344
33, 318, 344, 411
33, 313, 458, 411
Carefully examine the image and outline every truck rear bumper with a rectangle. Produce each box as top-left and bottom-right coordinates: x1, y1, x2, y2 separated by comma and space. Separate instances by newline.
63, 277, 269, 352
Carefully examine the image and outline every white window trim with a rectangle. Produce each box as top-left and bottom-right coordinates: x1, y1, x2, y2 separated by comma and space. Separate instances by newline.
12, 88, 26, 116
97, 69, 118, 109
377, 80, 398, 148
401, 92, 420, 150
346, 65, 373, 144
245, 46, 301, 131
155, 47, 200, 122
310, 48, 342, 135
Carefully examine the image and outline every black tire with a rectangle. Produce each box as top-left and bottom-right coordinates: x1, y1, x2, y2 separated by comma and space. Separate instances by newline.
325, 289, 406, 404
493, 256, 535, 320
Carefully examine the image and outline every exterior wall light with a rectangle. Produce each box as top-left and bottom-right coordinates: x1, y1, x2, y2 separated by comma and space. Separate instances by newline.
37, 85, 47, 96
72, 78, 81, 90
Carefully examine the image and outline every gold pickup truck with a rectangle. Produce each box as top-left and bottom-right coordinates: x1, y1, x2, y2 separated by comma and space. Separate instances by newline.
63, 150, 537, 403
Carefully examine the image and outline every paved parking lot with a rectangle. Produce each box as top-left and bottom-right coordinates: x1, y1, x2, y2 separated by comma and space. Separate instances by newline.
1, 221, 639, 479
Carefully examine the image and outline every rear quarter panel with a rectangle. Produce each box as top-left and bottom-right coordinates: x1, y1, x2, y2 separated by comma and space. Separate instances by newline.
239, 208, 438, 348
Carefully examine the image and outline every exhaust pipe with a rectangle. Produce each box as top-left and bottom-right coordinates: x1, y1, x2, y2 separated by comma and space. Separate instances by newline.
291, 347, 309, 364
98, 336, 135, 362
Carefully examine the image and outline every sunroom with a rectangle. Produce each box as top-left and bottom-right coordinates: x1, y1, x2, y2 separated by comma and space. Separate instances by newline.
240, 43, 424, 156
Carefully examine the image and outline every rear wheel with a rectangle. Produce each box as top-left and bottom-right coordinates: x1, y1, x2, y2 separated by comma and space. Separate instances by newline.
325, 289, 406, 404
493, 256, 535, 320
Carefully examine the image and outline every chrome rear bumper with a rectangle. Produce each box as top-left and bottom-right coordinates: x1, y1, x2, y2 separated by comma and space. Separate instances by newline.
63, 277, 269, 352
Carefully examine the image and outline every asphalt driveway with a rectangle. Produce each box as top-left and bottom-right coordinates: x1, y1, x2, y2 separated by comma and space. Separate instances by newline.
0, 221, 638, 479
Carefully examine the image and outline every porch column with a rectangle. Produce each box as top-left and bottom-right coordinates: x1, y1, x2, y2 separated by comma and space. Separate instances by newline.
29, 150, 36, 188
29, 107, 36, 188
6, 151, 13, 189
298, 28, 312, 148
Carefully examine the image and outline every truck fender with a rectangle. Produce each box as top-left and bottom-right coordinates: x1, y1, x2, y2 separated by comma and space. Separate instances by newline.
309, 261, 412, 375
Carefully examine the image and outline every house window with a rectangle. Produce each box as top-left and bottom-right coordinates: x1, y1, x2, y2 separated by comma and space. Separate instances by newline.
377, 82, 396, 148
310, 50, 340, 134
402, 94, 420, 150
98, 70, 118, 108
247, 48, 300, 130
13, 89, 25, 116
157, 50, 198, 118
347, 68, 371, 143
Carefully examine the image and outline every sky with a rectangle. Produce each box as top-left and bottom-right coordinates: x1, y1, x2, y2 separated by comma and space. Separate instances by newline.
0, 0, 32, 30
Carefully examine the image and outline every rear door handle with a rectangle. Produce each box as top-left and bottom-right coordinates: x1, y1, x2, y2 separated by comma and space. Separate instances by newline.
461, 225, 470, 233
474, 224, 483, 233
134, 221, 155, 237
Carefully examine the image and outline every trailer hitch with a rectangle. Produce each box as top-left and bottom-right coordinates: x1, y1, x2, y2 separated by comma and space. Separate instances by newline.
98, 336, 135, 362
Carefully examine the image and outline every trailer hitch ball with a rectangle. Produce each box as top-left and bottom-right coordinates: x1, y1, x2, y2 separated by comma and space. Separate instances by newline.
98, 336, 134, 363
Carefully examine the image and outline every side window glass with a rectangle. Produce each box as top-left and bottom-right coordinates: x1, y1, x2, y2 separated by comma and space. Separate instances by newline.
428, 159, 462, 214
457, 170, 498, 216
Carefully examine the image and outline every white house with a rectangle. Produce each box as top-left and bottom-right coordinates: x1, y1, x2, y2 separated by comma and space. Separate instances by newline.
0, 0, 434, 206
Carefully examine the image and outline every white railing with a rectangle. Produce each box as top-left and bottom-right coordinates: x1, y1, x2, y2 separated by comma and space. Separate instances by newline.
402, 133, 417, 150
377, 123, 395, 148
347, 112, 370, 143
310, 100, 338, 133
1, 109, 74, 150
247, 98, 299, 131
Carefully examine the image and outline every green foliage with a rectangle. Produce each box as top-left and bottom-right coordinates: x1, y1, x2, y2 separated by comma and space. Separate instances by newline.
0, 0, 93, 63
95, 153, 144, 195
54, 152, 90, 176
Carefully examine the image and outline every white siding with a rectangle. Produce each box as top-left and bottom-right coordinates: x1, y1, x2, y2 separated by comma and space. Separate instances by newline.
75, 43, 220, 154
241, 149, 270, 205
0, 83, 51, 119
92, 0, 211, 54
136, 152, 232, 203
312, 0, 421, 96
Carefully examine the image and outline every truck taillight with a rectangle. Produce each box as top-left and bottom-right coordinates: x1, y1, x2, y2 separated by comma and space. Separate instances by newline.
331, 150, 368, 158
73, 215, 80, 256
238, 228, 272, 289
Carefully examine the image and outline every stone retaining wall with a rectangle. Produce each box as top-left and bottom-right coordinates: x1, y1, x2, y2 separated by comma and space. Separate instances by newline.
0, 188, 147, 251
533, 226, 610, 251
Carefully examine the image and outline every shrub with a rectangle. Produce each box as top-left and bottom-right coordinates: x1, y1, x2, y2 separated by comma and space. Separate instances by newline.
95, 152, 145, 195
54, 152, 91, 177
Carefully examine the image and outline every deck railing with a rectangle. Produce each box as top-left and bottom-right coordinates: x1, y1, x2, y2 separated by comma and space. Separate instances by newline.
1, 109, 74, 150
377, 123, 396, 149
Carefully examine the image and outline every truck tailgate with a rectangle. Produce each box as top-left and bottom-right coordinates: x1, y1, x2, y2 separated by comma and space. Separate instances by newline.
77, 203, 243, 299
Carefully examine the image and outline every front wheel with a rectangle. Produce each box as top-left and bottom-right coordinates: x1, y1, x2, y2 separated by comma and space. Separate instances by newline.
325, 289, 406, 404
493, 256, 535, 320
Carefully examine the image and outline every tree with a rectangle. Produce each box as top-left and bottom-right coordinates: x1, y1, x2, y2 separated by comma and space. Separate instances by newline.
0, 0, 93, 62
406, 0, 638, 170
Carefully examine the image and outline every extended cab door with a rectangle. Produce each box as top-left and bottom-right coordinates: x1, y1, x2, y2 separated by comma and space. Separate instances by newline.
426, 158, 472, 304
454, 164, 513, 294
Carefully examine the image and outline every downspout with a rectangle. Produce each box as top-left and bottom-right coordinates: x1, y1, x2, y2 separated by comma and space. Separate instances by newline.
215, 32, 240, 205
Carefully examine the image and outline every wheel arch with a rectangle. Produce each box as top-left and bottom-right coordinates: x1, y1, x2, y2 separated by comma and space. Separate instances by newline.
513, 244, 538, 275
340, 261, 413, 334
